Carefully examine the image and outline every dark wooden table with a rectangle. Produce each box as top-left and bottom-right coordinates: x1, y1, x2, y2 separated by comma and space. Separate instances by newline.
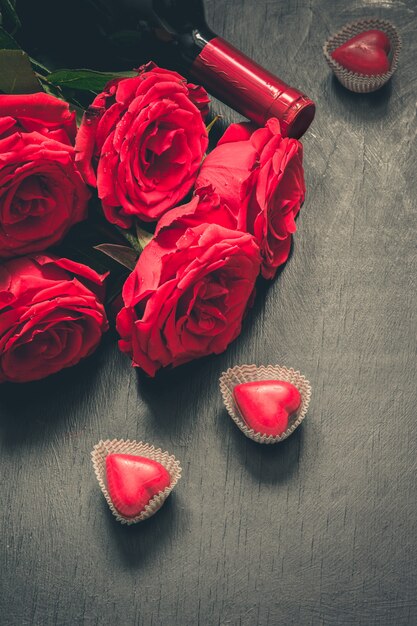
1, 1, 417, 624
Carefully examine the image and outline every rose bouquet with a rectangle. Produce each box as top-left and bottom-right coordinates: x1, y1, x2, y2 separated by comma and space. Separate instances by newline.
0, 6, 306, 383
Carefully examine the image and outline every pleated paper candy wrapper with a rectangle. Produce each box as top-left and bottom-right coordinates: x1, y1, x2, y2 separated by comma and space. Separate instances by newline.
219, 364, 312, 444
323, 19, 401, 93
91, 439, 182, 524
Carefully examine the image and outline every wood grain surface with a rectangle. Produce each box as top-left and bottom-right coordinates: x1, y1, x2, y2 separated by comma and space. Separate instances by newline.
1, 1, 417, 624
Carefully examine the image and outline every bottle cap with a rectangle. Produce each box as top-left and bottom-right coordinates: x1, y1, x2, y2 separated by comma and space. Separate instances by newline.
267, 91, 316, 139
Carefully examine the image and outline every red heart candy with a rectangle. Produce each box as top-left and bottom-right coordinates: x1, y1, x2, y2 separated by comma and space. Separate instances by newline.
331, 30, 391, 75
105, 454, 171, 518
233, 380, 301, 436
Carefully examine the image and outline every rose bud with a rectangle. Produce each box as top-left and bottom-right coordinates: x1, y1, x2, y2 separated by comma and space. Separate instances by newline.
76, 62, 209, 227
0, 255, 108, 383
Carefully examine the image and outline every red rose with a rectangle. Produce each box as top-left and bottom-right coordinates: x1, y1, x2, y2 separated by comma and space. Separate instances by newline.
154, 184, 238, 232
76, 62, 209, 227
196, 118, 306, 279
116, 200, 261, 376
0, 92, 76, 145
0, 94, 89, 259
0, 255, 108, 383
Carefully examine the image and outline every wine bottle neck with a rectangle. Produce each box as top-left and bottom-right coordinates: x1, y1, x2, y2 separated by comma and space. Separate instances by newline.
118, 1, 315, 137
174, 26, 215, 63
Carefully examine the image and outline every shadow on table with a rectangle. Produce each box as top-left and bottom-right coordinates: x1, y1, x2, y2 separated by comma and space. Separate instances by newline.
0, 337, 109, 447
327, 74, 394, 122
101, 491, 187, 569
134, 353, 215, 440
217, 407, 304, 486
132, 256, 290, 436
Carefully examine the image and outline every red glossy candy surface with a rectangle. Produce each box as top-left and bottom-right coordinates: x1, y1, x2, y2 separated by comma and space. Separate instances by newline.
105, 454, 171, 518
331, 30, 391, 75
233, 380, 301, 436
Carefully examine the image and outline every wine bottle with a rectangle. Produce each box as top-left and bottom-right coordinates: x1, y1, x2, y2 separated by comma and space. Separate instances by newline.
118, 0, 315, 138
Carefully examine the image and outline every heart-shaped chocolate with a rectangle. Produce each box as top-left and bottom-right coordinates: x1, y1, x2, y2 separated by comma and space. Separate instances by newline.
233, 380, 301, 436
106, 454, 171, 518
331, 30, 391, 75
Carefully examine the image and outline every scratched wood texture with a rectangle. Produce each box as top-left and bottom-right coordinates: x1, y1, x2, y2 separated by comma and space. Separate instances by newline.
1, 1, 417, 625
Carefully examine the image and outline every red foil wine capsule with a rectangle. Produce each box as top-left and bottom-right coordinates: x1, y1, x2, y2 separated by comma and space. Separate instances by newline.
191, 36, 315, 138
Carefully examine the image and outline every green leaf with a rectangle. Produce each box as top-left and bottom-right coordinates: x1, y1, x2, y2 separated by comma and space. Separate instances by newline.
0, 0, 21, 34
30, 57, 50, 76
115, 228, 143, 254
94, 244, 138, 271
0, 24, 19, 49
135, 223, 154, 251
46, 68, 137, 94
0, 50, 41, 94
38, 76, 61, 97
0, 28, 51, 78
